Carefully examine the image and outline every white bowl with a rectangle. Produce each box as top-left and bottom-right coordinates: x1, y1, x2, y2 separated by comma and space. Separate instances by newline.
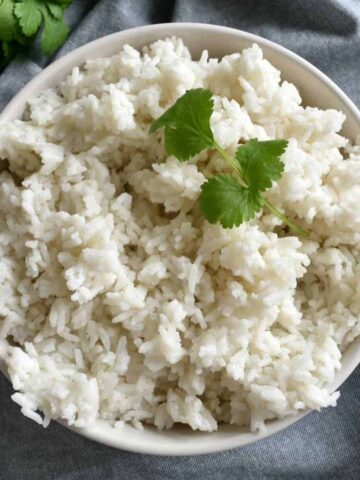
1, 23, 360, 456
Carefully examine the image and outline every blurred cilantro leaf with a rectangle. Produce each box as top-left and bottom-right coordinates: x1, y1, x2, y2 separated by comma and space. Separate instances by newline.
0, 0, 72, 71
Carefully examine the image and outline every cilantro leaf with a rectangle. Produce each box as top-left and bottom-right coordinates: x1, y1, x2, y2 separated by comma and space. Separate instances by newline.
14, 1, 68, 54
150, 88, 215, 161
14, 0, 42, 36
0, 0, 17, 42
236, 139, 288, 192
56, 0, 72, 6
41, 6, 68, 55
149, 89, 307, 236
0, 0, 72, 71
46, 3, 63, 20
199, 174, 262, 228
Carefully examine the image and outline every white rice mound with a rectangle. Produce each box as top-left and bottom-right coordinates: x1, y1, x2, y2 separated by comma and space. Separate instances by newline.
1, 38, 360, 433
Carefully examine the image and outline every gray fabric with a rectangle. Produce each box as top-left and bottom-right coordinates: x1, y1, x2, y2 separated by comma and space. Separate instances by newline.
1, 1, 360, 478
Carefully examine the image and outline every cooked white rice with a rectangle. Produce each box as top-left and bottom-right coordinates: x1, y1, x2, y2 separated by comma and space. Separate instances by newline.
1, 37, 360, 433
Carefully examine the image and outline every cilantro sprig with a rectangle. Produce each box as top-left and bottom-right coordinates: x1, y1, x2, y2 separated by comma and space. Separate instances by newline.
150, 88, 309, 237
0, 0, 72, 70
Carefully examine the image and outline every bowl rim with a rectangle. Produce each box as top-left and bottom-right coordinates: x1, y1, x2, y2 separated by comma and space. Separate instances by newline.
1, 22, 360, 456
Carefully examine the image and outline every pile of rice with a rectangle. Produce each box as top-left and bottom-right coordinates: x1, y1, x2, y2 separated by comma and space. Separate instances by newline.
1, 37, 360, 433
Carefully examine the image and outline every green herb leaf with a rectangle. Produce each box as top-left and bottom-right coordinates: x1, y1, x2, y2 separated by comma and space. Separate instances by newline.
149, 87, 308, 236
0, 0, 72, 72
40, 7, 68, 55
0, 0, 17, 42
56, 0, 72, 6
199, 174, 262, 228
150, 88, 215, 161
236, 139, 287, 192
46, 2, 63, 20
14, 0, 42, 36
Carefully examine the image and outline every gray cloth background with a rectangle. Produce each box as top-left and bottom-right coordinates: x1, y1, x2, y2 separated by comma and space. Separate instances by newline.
1, 1, 360, 478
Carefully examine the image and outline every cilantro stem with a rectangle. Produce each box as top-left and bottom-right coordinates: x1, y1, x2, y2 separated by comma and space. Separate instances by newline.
214, 141, 310, 238
213, 142, 247, 187
262, 199, 310, 238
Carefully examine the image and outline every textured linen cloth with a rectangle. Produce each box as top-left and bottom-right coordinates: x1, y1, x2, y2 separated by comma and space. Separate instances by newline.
1, 1, 360, 478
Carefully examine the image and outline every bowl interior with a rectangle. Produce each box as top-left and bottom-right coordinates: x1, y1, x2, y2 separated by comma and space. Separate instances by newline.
1, 23, 360, 455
